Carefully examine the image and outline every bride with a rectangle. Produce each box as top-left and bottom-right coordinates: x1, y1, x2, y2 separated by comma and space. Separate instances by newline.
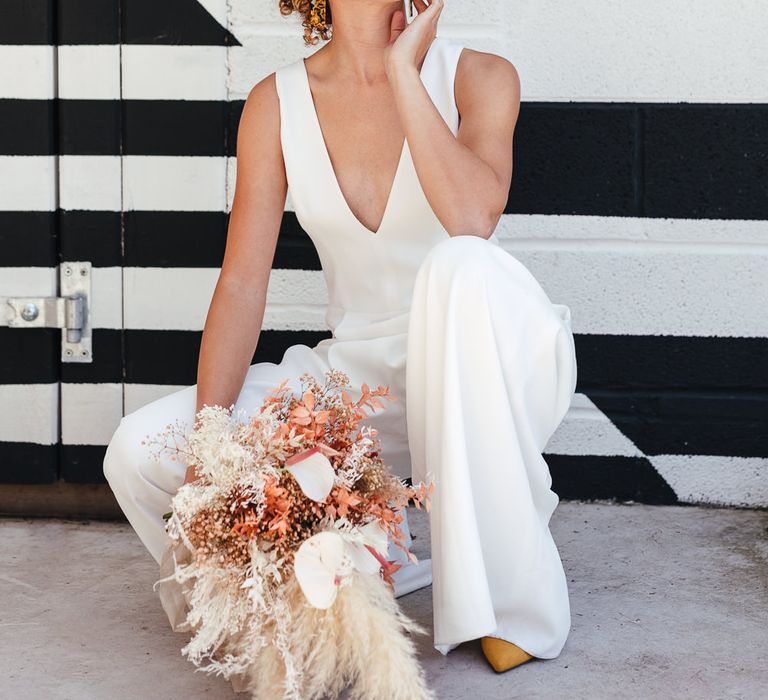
104, 0, 577, 676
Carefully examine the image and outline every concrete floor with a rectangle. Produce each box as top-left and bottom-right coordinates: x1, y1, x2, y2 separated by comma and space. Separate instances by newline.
1, 502, 767, 700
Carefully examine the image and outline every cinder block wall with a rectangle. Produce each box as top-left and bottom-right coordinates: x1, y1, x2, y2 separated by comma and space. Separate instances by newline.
0, 1, 765, 512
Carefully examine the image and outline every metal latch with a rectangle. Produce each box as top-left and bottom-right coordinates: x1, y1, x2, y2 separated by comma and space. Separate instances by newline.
4, 262, 93, 363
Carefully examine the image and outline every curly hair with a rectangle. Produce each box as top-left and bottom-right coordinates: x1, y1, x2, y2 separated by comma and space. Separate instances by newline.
279, 0, 334, 46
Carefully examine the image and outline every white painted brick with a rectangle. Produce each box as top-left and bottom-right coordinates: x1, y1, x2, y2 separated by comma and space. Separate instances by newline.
61, 383, 123, 445
227, 1, 768, 102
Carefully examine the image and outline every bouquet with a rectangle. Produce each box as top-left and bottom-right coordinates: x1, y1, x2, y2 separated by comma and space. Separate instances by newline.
144, 369, 435, 700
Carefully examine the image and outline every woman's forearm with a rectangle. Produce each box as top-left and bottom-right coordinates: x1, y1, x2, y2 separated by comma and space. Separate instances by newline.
182, 273, 266, 484
195, 272, 268, 416
388, 63, 505, 238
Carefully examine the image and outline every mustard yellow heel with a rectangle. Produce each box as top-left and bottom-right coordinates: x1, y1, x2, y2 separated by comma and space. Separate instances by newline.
480, 636, 535, 672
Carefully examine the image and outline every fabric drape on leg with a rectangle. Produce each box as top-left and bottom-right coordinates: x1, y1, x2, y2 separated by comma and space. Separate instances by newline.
103, 386, 196, 564
405, 234, 577, 658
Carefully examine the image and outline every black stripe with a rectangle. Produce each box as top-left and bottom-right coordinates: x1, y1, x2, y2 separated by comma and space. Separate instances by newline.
0, 100, 55, 155
0, 444, 111, 485
59, 100, 120, 155
57, 0, 239, 46
228, 100, 244, 157
0, 0, 54, 44
509, 103, 637, 217
0, 0, 240, 47
61, 444, 107, 483
632, 107, 645, 216
0, 329, 59, 383
124, 329, 332, 385
273, 213, 323, 269
0, 331, 122, 384
60, 210, 122, 267
0, 211, 119, 268
123, 100, 227, 156
124, 210, 227, 266
123, 0, 241, 46
0, 442, 57, 483
0, 211, 57, 266
0, 210, 320, 268
509, 103, 768, 220
13, 100, 232, 157
124, 210, 321, 269
58, 0, 119, 45
644, 104, 768, 220
124, 211, 229, 267
586, 390, 768, 458
575, 334, 768, 390
60, 329, 123, 383
1, 98, 120, 168
546, 454, 681, 505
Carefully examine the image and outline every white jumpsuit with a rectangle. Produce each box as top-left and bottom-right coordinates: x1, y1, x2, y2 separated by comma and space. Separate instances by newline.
103, 36, 578, 660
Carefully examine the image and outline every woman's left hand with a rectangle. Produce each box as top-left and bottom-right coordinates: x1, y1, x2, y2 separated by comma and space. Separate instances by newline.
384, 0, 445, 79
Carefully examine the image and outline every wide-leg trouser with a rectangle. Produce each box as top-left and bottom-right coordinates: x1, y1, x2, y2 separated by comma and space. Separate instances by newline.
103, 233, 576, 658
405, 234, 577, 658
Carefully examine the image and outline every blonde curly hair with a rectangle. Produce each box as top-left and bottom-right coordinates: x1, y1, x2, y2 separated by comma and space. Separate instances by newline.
279, 0, 334, 46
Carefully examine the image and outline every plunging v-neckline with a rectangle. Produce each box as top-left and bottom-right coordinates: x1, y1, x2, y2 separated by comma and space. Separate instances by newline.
300, 40, 436, 236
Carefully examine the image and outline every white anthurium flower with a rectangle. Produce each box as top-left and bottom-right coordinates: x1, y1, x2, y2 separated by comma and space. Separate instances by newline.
359, 519, 389, 554
285, 446, 335, 502
294, 530, 351, 609
345, 545, 380, 575
295, 521, 394, 608
344, 520, 390, 574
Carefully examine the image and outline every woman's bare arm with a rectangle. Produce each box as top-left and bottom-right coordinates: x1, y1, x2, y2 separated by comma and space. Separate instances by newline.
185, 73, 286, 481
384, 1, 519, 238
388, 50, 519, 239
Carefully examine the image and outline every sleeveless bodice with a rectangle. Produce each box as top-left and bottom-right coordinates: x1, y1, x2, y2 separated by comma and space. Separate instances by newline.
274, 37, 502, 339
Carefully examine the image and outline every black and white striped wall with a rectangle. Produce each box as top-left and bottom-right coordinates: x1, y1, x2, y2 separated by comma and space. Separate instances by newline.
1, 0, 766, 508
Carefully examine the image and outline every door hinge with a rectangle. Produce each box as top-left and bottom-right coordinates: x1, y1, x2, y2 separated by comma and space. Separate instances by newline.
4, 262, 93, 363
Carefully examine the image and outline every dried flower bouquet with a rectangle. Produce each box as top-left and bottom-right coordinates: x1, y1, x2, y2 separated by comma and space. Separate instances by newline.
145, 369, 435, 699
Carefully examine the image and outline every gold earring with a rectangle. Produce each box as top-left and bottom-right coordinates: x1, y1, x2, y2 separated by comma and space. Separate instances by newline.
310, 0, 328, 32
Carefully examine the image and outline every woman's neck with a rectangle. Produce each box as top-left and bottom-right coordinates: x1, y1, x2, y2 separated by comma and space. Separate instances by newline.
315, 1, 404, 84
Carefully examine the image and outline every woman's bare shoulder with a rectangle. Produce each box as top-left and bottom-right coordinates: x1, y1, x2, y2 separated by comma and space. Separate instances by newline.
239, 71, 280, 136
230, 70, 287, 207
232, 71, 285, 169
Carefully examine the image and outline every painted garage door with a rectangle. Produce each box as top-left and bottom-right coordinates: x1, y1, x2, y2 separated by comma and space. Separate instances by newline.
0, 0, 324, 488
